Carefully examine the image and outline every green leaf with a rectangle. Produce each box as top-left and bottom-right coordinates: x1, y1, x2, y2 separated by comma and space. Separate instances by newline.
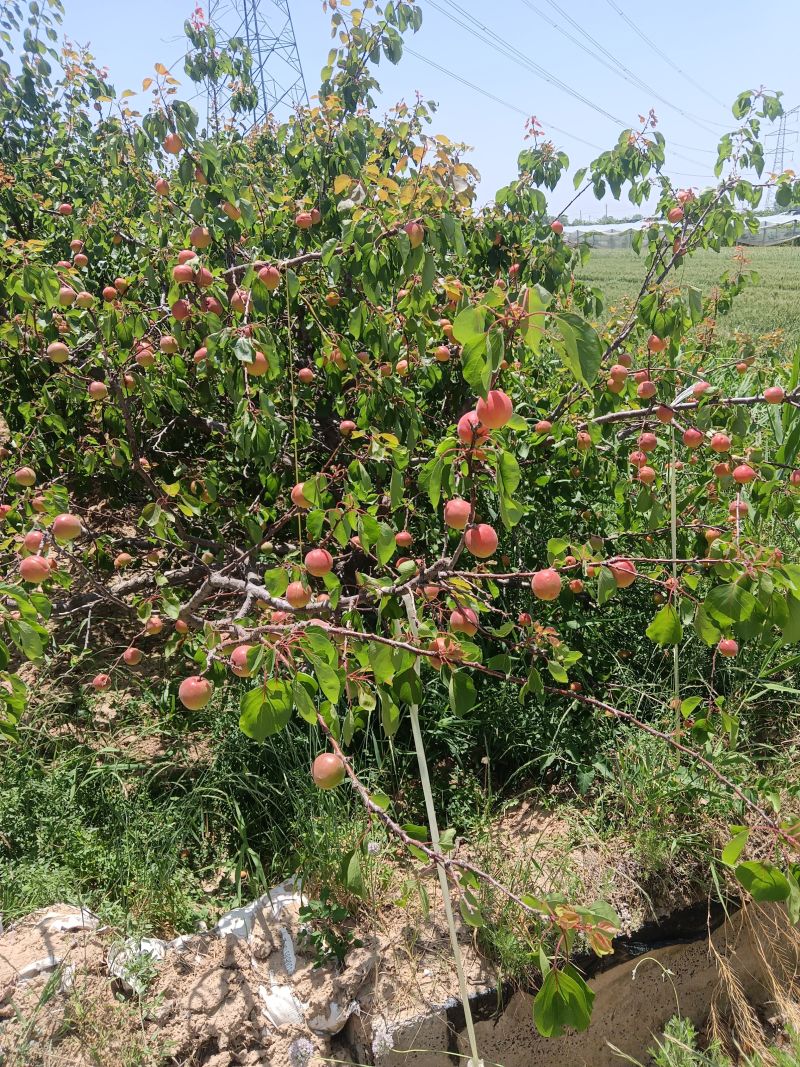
547, 661, 569, 684
519, 285, 549, 355
597, 567, 617, 606
721, 829, 749, 866
554, 313, 602, 386
14, 622, 43, 661
421, 250, 435, 293
705, 584, 757, 626
460, 334, 491, 396
292, 673, 317, 725
687, 286, 704, 325
380, 691, 401, 736
310, 659, 341, 704
376, 523, 396, 566
459, 893, 485, 928
239, 680, 293, 741
448, 671, 475, 715
533, 964, 595, 1037
783, 594, 800, 644
425, 457, 444, 511
369, 642, 395, 685
681, 696, 702, 718
497, 450, 521, 497
520, 667, 544, 702
646, 604, 683, 647
451, 306, 486, 347
340, 849, 365, 897
735, 861, 791, 901
787, 872, 800, 925
694, 604, 721, 645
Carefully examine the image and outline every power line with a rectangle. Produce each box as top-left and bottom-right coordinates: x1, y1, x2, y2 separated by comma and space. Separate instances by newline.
407, 46, 720, 185
405, 46, 604, 151
604, 0, 730, 114
429, 0, 717, 172
428, 0, 627, 127
525, 0, 721, 140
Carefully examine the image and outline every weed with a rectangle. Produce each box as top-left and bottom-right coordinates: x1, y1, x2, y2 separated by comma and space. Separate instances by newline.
298, 887, 363, 968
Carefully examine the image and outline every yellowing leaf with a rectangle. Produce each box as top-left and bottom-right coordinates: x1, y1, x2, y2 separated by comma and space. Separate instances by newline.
333, 175, 352, 194
154, 62, 168, 75
412, 146, 425, 164
378, 176, 400, 193
121, 89, 135, 98
142, 78, 153, 91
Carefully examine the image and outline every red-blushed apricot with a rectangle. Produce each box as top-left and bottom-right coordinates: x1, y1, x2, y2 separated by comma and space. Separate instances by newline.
718, 638, 738, 658
429, 635, 463, 669
190, 225, 211, 249
258, 264, 281, 290
444, 498, 471, 530
230, 644, 255, 677
163, 132, 183, 155
531, 568, 561, 601
14, 467, 36, 487
178, 675, 214, 709
450, 607, 478, 636
609, 559, 637, 588
305, 548, 333, 577
733, 464, 756, 485
53, 513, 81, 542
404, 220, 424, 247
476, 389, 513, 429
19, 550, 50, 584
457, 411, 488, 446
465, 523, 498, 559
286, 581, 311, 609
312, 752, 345, 789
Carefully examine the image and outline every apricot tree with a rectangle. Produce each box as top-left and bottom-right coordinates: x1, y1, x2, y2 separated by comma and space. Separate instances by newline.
3, 0, 800, 1040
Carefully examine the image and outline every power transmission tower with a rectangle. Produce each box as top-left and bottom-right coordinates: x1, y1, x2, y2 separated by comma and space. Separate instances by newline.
766, 104, 799, 208
206, 0, 307, 131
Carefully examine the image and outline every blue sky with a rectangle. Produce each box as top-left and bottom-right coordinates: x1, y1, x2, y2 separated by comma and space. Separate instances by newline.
57, 0, 798, 216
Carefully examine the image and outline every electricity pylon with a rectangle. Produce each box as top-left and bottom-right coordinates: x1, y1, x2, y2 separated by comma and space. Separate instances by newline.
206, 0, 308, 130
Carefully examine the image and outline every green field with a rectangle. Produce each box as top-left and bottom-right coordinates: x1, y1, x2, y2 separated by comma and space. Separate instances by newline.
577, 245, 800, 349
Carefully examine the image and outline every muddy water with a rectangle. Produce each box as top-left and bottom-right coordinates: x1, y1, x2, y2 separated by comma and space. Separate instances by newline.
348, 902, 796, 1067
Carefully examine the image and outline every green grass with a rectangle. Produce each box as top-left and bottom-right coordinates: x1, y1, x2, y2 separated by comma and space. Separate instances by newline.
577, 245, 800, 349
0, 690, 370, 935
624, 1015, 800, 1067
